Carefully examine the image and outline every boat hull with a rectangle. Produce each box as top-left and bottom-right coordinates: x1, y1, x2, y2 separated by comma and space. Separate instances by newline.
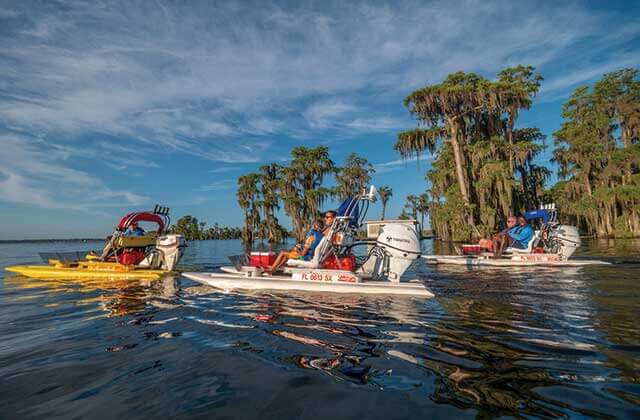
5, 264, 168, 279
422, 255, 610, 267
182, 271, 434, 297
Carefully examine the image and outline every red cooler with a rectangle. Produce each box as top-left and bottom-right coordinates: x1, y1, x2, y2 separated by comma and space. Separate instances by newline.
250, 251, 276, 267
462, 244, 482, 255
260, 252, 276, 267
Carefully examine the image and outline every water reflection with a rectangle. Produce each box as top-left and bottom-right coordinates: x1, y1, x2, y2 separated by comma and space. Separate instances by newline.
3, 274, 181, 317
1, 239, 638, 418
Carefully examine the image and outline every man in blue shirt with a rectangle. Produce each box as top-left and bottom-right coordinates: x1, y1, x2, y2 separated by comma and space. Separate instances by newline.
508, 216, 534, 249
494, 216, 534, 257
125, 222, 145, 237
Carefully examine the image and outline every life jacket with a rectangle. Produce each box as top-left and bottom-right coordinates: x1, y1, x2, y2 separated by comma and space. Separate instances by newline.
303, 229, 324, 260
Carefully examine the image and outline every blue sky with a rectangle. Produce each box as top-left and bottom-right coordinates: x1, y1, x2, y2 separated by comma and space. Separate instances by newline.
0, 0, 639, 239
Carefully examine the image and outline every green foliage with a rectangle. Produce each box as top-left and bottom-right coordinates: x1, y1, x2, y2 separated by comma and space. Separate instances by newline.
236, 146, 336, 245
378, 186, 392, 220
334, 153, 375, 200
280, 146, 336, 242
400, 192, 432, 236
553, 68, 640, 237
237, 165, 288, 246
168, 216, 241, 241
398, 65, 546, 241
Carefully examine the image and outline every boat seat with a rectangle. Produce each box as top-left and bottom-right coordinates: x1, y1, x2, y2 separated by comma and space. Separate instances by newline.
113, 232, 158, 248
505, 230, 540, 254
285, 235, 329, 269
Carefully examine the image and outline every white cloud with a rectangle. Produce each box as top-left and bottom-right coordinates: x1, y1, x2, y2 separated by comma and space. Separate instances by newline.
375, 153, 434, 173
194, 179, 237, 192
209, 166, 242, 174
0, 0, 638, 212
539, 53, 640, 101
304, 100, 358, 128
0, 134, 148, 210
2, 0, 628, 152
343, 117, 405, 131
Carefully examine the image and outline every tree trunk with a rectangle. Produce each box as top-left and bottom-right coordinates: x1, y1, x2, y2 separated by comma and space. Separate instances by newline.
507, 110, 515, 173
448, 119, 469, 204
381, 204, 386, 220
620, 118, 630, 148
447, 118, 475, 232
518, 166, 530, 207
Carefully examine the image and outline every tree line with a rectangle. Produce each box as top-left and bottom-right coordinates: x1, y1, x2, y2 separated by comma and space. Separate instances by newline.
237, 149, 379, 245
397, 65, 640, 240
167, 215, 242, 241
551, 69, 640, 238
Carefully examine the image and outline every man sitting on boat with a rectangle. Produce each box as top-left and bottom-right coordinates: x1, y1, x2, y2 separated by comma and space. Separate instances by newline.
479, 215, 517, 251
124, 222, 145, 237
266, 219, 325, 273
494, 216, 534, 257
322, 211, 336, 235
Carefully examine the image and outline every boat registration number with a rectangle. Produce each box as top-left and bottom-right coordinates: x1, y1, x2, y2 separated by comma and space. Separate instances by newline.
297, 272, 358, 283
517, 254, 559, 262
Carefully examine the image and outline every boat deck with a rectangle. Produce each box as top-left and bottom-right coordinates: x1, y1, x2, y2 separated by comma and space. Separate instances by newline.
182, 270, 434, 297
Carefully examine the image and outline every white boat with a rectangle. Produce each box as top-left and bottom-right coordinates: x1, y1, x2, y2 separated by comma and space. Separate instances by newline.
422, 255, 610, 267
423, 204, 610, 267
183, 268, 433, 297
184, 187, 434, 298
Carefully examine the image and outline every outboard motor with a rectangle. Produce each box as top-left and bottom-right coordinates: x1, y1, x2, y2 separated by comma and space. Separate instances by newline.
358, 223, 421, 282
138, 234, 187, 271
545, 225, 581, 260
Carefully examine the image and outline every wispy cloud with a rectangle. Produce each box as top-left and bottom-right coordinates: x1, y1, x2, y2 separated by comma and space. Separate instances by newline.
0, 0, 638, 214
375, 153, 434, 173
304, 99, 358, 128
3, 0, 627, 151
194, 179, 237, 192
0, 134, 148, 210
343, 117, 405, 131
539, 53, 640, 102
209, 166, 242, 174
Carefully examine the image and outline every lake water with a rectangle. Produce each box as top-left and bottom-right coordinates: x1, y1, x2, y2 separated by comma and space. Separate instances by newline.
1, 239, 639, 418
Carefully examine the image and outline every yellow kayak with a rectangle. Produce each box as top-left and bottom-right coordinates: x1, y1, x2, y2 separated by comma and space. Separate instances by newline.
5, 259, 169, 280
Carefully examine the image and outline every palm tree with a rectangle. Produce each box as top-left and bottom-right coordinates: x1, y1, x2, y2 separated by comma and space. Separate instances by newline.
334, 153, 375, 200
417, 192, 431, 235
258, 163, 286, 244
403, 195, 419, 221
497, 65, 543, 173
280, 146, 335, 241
397, 72, 501, 231
378, 186, 392, 220
237, 173, 261, 246
396, 67, 548, 241
552, 68, 640, 237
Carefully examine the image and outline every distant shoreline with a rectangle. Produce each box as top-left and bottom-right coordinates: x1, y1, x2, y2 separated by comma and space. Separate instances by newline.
0, 238, 105, 244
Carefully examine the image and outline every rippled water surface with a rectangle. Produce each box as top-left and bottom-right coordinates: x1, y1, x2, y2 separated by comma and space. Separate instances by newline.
1, 239, 639, 418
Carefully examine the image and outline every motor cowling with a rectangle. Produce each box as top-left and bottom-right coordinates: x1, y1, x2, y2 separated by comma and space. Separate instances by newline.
359, 223, 421, 282
138, 234, 186, 271
546, 225, 581, 260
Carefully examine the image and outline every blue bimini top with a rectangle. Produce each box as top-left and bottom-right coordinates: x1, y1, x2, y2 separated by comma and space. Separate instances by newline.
336, 197, 360, 227
524, 209, 551, 223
